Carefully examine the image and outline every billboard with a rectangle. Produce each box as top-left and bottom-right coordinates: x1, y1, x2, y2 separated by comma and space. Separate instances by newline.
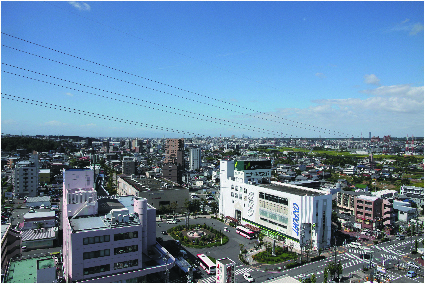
235, 160, 271, 171
291, 197, 302, 239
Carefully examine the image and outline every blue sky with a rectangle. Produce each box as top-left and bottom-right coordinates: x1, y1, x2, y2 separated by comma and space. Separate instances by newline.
1, 1, 423, 138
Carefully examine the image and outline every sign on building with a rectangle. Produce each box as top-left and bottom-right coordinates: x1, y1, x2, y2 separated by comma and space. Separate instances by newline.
216, 258, 235, 283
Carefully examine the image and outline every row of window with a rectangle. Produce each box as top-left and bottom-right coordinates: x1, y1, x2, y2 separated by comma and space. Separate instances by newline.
83, 235, 110, 245
114, 245, 138, 255
83, 264, 110, 275
83, 249, 110, 259
259, 208, 288, 224
114, 231, 138, 241
259, 192, 288, 205
230, 192, 243, 199
114, 259, 139, 270
260, 217, 287, 229
232, 184, 248, 193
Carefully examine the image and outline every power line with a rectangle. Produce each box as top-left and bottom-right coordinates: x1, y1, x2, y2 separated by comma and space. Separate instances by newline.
2, 33, 350, 137
2, 67, 290, 137
1, 93, 201, 137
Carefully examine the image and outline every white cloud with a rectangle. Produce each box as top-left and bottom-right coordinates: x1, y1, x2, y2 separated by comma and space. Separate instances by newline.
386, 21, 423, 36
43, 120, 68, 127
315, 73, 326, 79
81, 123, 97, 127
65, 92, 74, 97
261, 84, 424, 137
68, 1, 91, 11
364, 74, 381, 86
410, 23, 424, 35
2, 119, 18, 125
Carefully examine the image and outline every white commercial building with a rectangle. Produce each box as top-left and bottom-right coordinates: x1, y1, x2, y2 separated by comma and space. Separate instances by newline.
219, 159, 332, 251
189, 148, 201, 171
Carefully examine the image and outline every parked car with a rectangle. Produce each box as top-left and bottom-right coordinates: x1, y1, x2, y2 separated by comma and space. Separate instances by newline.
243, 273, 254, 282
406, 270, 417, 278
167, 220, 177, 224
161, 231, 167, 235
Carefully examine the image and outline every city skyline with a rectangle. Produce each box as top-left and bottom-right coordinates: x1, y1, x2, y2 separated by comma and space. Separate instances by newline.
1, 1, 424, 138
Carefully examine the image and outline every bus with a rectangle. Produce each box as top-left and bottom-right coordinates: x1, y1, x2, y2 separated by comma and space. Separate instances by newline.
197, 254, 216, 274
236, 226, 256, 239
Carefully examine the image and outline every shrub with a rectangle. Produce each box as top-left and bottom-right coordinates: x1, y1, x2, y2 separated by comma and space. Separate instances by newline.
310, 255, 326, 262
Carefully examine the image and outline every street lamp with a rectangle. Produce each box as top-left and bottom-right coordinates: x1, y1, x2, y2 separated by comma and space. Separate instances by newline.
162, 253, 170, 283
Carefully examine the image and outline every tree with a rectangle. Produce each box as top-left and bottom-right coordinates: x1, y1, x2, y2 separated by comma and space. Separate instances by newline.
323, 268, 328, 283
336, 261, 343, 279
310, 274, 316, 283
210, 201, 218, 218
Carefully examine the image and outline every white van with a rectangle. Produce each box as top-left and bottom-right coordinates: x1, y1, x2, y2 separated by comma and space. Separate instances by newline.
348, 242, 362, 248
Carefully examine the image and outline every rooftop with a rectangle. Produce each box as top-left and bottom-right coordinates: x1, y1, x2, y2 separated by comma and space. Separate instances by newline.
70, 216, 109, 231
259, 183, 324, 196
23, 211, 55, 219
21, 227, 57, 242
26, 196, 51, 202
217, 257, 235, 265
5, 256, 56, 283
120, 175, 186, 192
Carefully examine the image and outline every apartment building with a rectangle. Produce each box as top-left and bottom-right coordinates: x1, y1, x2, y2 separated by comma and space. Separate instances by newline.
62, 169, 174, 282
162, 139, 185, 184
13, 154, 39, 197
354, 195, 382, 230
189, 148, 201, 171
220, 159, 332, 251
336, 191, 369, 215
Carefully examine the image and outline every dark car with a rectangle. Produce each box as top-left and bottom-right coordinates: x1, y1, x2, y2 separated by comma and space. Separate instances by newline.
161, 231, 167, 235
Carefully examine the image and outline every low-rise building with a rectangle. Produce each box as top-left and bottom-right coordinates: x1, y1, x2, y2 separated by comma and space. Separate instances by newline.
117, 175, 189, 213
25, 196, 51, 208
1, 224, 21, 275
63, 169, 174, 282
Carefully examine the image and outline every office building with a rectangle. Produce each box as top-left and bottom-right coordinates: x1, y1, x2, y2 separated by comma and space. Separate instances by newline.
122, 157, 136, 175
219, 159, 332, 251
62, 169, 174, 282
189, 148, 201, 171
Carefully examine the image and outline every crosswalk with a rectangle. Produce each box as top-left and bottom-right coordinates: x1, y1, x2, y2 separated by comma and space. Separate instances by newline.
200, 267, 254, 283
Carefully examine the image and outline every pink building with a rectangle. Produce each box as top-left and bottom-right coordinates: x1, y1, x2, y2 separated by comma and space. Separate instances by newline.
62, 169, 174, 282
354, 195, 383, 230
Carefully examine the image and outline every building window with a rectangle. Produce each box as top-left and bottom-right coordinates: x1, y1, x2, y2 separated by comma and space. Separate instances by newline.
114, 245, 138, 255
83, 249, 110, 260
83, 235, 110, 245
83, 264, 110, 276
114, 259, 139, 270
114, 231, 138, 241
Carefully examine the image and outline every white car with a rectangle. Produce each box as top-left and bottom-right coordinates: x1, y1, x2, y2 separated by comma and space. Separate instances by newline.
243, 272, 254, 282
167, 220, 177, 224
